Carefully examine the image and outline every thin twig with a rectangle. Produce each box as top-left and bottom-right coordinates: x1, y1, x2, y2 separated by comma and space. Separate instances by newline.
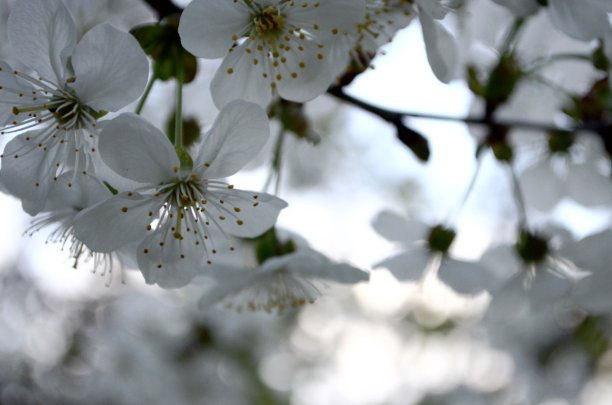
142, 0, 182, 19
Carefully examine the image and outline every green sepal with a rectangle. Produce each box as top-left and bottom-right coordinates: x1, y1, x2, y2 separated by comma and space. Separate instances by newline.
427, 225, 456, 255
547, 130, 574, 154
103, 181, 118, 195
515, 229, 549, 265
175, 146, 194, 170
591, 41, 610, 73
485, 53, 524, 110
254, 228, 297, 265
466, 64, 485, 97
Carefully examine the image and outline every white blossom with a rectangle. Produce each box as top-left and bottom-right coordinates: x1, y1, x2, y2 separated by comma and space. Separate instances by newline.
372, 210, 494, 295
492, 0, 612, 41
178, 0, 365, 108
27, 170, 121, 283
73, 101, 288, 288
199, 239, 369, 313
0, 0, 148, 215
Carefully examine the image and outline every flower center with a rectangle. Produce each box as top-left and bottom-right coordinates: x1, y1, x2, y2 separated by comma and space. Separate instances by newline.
252, 6, 285, 38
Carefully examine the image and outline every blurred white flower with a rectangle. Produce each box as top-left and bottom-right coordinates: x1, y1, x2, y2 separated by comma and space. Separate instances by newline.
415, 0, 459, 83
372, 210, 494, 295
492, 0, 612, 41
73, 101, 287, 288
519, 139, 612, 211
199, 229, 369, 313
0, 0, 148, 215
562, 229, 612, 314
178, 0, 365, 108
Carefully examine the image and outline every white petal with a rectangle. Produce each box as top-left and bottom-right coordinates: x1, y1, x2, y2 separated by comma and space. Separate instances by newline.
559, 230, 612, 275
0, 131, 52, 215
203, 189, 287, 238
286, 0, 365, 37
98, 113, 179, 185
210, 42, 274, 108
438, 258, 496, 294
178, 0, 250, 58
566, 163, 612, 207
371, 210, 428, 243
415, 0, 450, 20
519, 160, 564, 211
276, 38, 335, 102
284, 249, 369, 284
72, 192, 158, 252
195, 100, 270, 178
71, 24, 149, 111
136, 225, 204, 288
7, 0, 76, 82
548, 0, 612, 41
374, 248, 429, 281
0, 62, 34, 125
419, 11, 458, 83
45, 171, 110, 212
573, 273, 612, 314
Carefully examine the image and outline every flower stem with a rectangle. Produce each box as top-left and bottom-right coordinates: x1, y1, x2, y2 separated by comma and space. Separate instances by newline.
508, 163, 528, 229
174, 47, 185, 150
134, 76, 156, 115
264, 128, 286, 194
444, 153, 484, 225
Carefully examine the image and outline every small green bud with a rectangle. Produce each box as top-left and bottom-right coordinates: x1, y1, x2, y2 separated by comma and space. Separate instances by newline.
515, 230, 549, 264
427, 225, 456, 254
547, 130, 573, 154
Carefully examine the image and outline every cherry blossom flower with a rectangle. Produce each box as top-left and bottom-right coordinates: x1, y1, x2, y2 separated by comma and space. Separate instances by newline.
178, 0, 365, 108
0, 0, 148, 215
27, 170, 122, 283
372, 210, 493, 295
199, 230, 369, 313
327, 0, 415, 79
519, 138, 612, 211
492, 0, 612, 41
72, 101, 288, 288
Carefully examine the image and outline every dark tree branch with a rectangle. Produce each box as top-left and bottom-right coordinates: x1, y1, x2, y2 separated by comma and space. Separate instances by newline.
142, 0, 182, 19
327, 86, 606, 135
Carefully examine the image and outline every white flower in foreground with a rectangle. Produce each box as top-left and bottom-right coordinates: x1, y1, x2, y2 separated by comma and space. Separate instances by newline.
492, 0, 612, 41
0, 0, 148, 215
178, 0, 365, 108
199, 232, 369, 313
329, 0, 415, 76
372, 210, 494, 295
73, 101, 288, 288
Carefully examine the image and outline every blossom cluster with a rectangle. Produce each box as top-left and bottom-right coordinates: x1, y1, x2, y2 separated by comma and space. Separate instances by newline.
1, 0, 611, 321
